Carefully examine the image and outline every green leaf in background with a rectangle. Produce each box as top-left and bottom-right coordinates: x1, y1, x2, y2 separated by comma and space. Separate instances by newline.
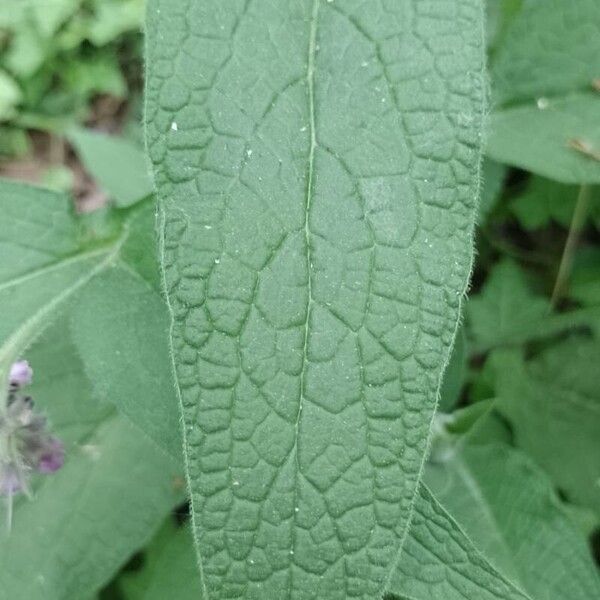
570, 248, 600, 306
69, 128, 154, 207
119, 520, 202, 600
0, 0, 82, 77
466, 259, 600, 351
492, 0, 600, 105
0, 179, 179, 460
0, 179, 118, 384
70, 204, 183, 461
86, 0, 145, 46
509, 176, 582, 230
428, 443, 600, 599
490, 342, 600, 520
438, 327, 467, 413
479, 158, 507, 219
0, 69, 22, 121
146, 0, 485, 596
487, 0, 600, 183
0, 318, 184, 600
487, 94, 600, 185
388, 485, 528, 600
467, 260, 548, 350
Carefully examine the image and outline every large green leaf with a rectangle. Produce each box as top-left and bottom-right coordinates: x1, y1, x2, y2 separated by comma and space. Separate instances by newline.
146, 0, 485, 597
0, 319, 184, 600
119, 487, 531, 600
487, 0, 600, 183
427, 443, 600, 599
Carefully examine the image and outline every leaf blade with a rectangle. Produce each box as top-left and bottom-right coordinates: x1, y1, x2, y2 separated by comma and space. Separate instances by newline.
146, 1, 485, 597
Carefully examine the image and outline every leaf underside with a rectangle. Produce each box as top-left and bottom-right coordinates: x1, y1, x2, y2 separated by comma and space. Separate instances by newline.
146, 1, 484, 598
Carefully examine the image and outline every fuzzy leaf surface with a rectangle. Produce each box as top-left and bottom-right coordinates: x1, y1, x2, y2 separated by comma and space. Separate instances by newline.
146, 0, 485, 597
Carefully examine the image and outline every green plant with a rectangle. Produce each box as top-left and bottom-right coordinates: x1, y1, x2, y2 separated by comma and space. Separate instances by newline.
0, 0, 599, 599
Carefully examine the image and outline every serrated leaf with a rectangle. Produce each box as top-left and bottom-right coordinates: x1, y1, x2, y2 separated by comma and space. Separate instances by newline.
145, 0, 485, 597
427, 443, 600, 598
466, 261, 548, 350
466, 260, 600, 351
489, 342, 600, 520
0, 318, 184, 600
69, 128, 154, 208
487, 0, 600, 183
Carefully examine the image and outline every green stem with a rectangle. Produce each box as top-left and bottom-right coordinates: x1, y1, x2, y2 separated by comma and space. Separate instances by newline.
550, 184, 591, 309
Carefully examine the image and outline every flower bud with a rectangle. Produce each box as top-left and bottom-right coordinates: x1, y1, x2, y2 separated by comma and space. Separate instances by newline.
9, 361, 33, 388
37, 438, 65, 474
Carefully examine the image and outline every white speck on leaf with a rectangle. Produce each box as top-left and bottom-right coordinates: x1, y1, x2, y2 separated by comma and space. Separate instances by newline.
536, 97, 549, 110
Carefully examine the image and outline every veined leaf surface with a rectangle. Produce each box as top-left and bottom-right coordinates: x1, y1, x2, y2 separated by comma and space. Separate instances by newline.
146, 1, 485, 597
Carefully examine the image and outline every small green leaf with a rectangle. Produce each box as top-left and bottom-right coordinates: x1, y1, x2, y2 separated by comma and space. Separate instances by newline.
146, 0, 486, 596
509, 176, 581, 230
466, 260, 600, 351
467, 261, 548, 350
69, 128, 154, 208
427, 443, 600, 598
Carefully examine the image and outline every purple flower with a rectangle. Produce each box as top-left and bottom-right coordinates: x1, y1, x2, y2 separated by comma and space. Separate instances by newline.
10, 360, 33, 387
37, 438, 65, 474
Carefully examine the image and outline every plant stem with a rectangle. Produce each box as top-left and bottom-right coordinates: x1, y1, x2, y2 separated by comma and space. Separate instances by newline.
550, 184, 591, 309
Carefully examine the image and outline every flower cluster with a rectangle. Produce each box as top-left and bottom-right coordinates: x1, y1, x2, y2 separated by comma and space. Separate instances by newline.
0, 361, 65, 500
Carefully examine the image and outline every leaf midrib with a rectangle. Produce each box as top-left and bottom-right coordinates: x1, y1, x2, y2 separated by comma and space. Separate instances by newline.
292, 0, 319, 576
